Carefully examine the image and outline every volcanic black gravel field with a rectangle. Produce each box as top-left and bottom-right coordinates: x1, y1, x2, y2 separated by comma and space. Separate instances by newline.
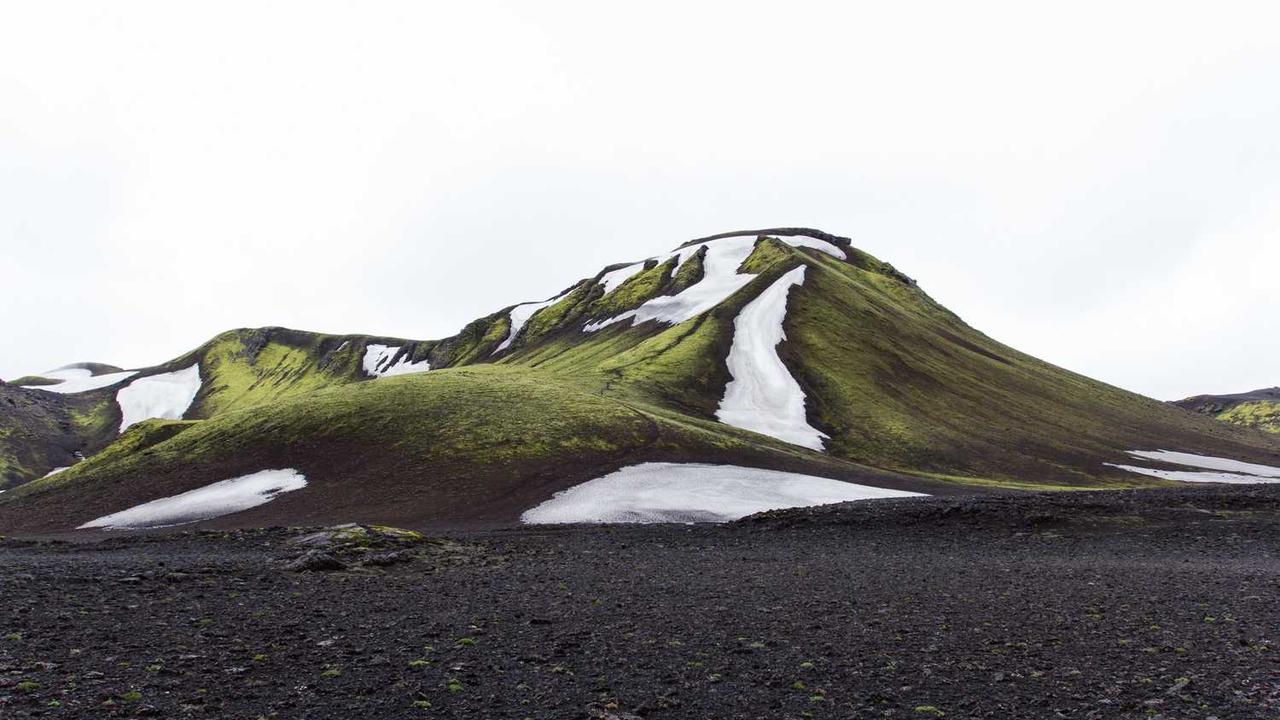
3, 486, 1280, 719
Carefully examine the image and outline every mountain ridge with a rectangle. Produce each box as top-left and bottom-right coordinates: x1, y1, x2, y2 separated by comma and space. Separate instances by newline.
3, 228, 1278, 532
1174, 387, 1280, 434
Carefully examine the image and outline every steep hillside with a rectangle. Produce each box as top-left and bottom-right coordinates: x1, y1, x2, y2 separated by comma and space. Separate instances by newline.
0, 329, 434, 487
3, 228, 1279, 532
1174, 387, 1280, 434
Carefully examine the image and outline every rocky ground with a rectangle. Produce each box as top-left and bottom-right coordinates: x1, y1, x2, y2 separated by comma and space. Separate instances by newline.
2, 486, 1279, 719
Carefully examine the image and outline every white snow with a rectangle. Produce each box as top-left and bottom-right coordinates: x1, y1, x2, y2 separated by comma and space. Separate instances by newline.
597, 261, 648, 295
19, 367, 137, 394
116, 364, 202, 432
1106, 464, 1279, 485
362, 344, 430, 378
493, 287, 578, 354
42, 466, 73, 478
716, 266, 828, 450
584, 233, 845, 332
521, 462, 924, 524
77, 469, 308, 530
1124, 450, 1280, 478
1108, 449, 1280, 485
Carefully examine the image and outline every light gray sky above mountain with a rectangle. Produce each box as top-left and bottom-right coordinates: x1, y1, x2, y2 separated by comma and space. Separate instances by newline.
2, 1, 1277, 400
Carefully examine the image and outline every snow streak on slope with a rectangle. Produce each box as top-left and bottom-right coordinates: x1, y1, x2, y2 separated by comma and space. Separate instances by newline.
716, 266, 828, 450
78, 469, 307, 529
493, 287, 578, 354
1108, 449, 1280, 485
1125, 450, 1280, 478
116, 364, 202, 432
521, 462, 923, 524
21, 367, 137, 394
584, 234, 845, 332
598, 262, 647, 295
1106, 464, 1280, 485
362, 344, 430, 378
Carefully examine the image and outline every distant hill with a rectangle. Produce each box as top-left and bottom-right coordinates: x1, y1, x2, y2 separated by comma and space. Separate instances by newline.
1174, 387, 1280, 434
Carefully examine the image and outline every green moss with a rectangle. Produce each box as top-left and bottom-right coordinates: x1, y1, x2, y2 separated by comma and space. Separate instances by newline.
69, 397, 117, 440
194, 332, 355, 417
520, 282, 591, 343
10, 376, 60, 387
433, 314, 510, 367
1218, 401, 1280, 433
588, 258, 677, 316
668, 246, 706, 293
738, 236, 795, 273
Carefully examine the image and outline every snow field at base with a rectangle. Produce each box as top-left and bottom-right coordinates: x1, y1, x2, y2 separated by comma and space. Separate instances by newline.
1108, 449, 1280, 484
77, 469, 308, 529
521, 462, 924, 524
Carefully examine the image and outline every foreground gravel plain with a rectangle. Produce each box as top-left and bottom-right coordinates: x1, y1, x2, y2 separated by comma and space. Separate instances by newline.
2, 486, 1278, 719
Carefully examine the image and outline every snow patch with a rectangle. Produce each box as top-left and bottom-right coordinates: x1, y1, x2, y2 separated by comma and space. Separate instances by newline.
362, 344, 430, 378
116, 364, 202, 432
584, 233, 845, 332
77, 469, 308, 530
42, 466, 73, 478
1106, 464, 1279, 485
1108, 449, 1280, 485
521, 462, 924, 524
1125, 450, 1280, 478
493, 287, 578, 353
716, 266, 827, 450
20, 367, 137, 394
598, 262, 648, 295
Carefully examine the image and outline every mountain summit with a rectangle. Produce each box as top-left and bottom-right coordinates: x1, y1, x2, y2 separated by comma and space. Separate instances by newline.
3, 229, 1278, 532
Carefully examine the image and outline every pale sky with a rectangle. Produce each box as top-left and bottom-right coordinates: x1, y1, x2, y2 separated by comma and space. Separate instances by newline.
2, 1, 1277, 400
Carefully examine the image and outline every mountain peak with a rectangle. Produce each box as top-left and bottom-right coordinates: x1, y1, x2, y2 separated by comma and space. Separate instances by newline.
3, 228, 1278, 531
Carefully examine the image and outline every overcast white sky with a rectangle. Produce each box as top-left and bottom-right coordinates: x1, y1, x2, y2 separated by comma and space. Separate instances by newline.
1, 1, 1277, 399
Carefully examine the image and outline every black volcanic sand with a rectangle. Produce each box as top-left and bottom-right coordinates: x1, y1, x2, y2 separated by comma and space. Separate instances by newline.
3, 487, 1279, 719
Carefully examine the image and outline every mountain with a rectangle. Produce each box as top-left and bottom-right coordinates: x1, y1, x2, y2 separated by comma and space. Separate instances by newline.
3, 228, 1279, 533
1174, 387, 1280, 434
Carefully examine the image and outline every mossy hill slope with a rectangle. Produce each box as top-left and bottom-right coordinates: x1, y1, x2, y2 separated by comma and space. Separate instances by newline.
2, 366, 943, 533
1174, 388, 1280, 434
0, 328, 434, 488
3, 228, 1278, 532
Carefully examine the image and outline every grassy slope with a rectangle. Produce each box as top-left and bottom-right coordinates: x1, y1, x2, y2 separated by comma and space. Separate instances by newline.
5, 231, 1279, 530
1, 328, 437, 487
0, 365, 938, 533
778, 245, 1280, 485
504, 238, 1280, 487
1217, 401, 1280, 433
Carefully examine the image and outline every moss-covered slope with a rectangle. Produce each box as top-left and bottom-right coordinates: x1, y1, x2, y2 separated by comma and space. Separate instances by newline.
1174, 388, 1280, 434
1, 366, 941, 533
3, 228, 1278, 531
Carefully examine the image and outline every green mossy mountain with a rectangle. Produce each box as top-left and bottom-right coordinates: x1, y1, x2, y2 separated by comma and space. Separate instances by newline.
1174, 388, 1280, 434
3, 228, 1278, 532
